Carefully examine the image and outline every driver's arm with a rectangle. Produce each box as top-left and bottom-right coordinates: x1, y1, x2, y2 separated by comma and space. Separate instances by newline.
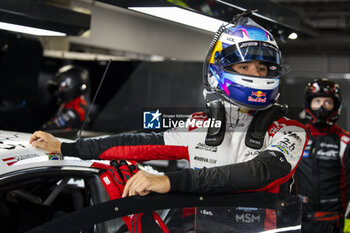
167, 125, 308, 193
30, 130, 190, 162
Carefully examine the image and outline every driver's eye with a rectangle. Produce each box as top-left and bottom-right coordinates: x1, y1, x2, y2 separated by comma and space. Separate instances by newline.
238, 65, 248, 70
258, 66, 267, 71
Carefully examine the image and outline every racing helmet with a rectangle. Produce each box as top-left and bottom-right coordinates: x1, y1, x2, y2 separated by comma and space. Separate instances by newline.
48, 65, 90, 104
304, 78, 342, 127
205, 17, 282, 110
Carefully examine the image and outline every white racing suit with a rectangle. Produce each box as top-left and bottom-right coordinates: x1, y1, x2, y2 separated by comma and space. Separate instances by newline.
61, 103, 308, 232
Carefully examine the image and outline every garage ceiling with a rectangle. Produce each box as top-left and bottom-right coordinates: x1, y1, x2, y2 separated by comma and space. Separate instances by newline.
271, 0, 350, 54
1, 0, 348, 60
78, 0, 350, 58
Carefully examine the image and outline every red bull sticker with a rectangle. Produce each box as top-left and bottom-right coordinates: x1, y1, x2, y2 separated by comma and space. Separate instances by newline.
248, 91, 267, 103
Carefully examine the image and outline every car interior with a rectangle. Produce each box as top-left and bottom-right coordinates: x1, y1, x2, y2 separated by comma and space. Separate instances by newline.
0, 169, 105, 233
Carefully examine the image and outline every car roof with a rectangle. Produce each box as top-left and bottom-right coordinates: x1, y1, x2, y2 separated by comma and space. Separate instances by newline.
0, 130, 101, 175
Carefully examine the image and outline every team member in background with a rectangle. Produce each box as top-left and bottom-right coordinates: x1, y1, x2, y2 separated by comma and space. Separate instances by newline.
295, 78, 350, 233
42, 65, 90, 131
30, 14, 307, 232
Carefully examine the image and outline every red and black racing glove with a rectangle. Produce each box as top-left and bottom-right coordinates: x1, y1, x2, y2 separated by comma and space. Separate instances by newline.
99, 160, 138, 199
98, 160, 169, 233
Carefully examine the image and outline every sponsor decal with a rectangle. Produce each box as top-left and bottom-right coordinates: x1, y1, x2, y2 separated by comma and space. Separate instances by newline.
244, 150, 260, 157
268, 126, 280, 135
193, 156, 217, 164
319, 142, 338, 149
103, 176, 111, 185
15, 153, 40, 161
199, 209, 213, 216
2, 157, 17, 166
195, 143, 218, 152
316, 150, 338, 159
248, 91, 267, 103
299, 195, 309, 204
249, 138, 262, 146
271, 145, 289, 154
261, 42, 278, 50
0, 134, 20, 141
232, 40, 278, 51
1, 153, 41, 166
0, 142, 25, 150
267, 149, 286, 162
268, 122, 286, 136
282, 131, 302, 142
235, 213, 261, 223
236, 207, 258, 211
302, 150, 309, 158
268, 150, 277, 157
320, 197, 339, 203
341, 135, 350, 144
238, 41, 259, 48
46, 153, 63, 160
278, 138, 296, 151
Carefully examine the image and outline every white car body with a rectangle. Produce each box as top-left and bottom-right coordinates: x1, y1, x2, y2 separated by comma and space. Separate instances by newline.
0, 130, 108, 174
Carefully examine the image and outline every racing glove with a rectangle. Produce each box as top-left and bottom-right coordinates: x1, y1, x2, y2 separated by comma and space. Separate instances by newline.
98, 160, 169, 233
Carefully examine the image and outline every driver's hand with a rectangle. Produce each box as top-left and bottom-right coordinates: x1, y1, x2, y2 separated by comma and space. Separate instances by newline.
122, 170, 170, 197
29, 131, 62, 154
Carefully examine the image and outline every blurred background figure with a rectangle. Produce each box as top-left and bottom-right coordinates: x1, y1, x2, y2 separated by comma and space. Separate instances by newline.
42, 65, 90, 131
294, 78, 350, 233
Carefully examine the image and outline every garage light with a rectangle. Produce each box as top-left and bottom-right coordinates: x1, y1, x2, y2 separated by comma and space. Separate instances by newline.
129, 7, 228, 32
0, 0, 90, 36
288, 32, 298, 40
0, 22, 66, 36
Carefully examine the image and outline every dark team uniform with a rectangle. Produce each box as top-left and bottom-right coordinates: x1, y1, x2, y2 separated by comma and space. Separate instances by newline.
295, 123, 350, 233
42, 96, 88, 130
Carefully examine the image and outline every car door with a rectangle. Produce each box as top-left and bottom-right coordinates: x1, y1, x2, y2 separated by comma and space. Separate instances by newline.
0, 165, 114, 233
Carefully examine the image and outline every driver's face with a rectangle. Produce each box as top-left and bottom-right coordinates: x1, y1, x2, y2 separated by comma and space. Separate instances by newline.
311, 97, 334, 111
231, 61, 268, 77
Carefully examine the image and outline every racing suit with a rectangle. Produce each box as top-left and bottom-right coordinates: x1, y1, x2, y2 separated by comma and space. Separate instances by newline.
42, 96, 88, 131
295, 124, 350, 233
61, 103, 308, 232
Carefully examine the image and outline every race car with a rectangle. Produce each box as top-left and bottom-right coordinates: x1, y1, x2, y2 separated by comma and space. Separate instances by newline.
0, 130, 302, 233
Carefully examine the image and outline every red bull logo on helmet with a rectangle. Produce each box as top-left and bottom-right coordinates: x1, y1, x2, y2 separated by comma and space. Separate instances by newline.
248, 91, 267, 103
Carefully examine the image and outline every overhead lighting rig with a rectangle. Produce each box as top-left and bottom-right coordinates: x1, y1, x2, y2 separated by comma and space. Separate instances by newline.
99, 0, 301, 41
0, 0, 90, 36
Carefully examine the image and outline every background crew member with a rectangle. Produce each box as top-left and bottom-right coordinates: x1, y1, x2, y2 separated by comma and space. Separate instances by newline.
295, 78, 350, 233
42, 65, 90, 131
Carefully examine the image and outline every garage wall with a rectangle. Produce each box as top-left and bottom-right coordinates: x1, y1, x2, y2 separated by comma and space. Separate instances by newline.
70, 1, 213, 61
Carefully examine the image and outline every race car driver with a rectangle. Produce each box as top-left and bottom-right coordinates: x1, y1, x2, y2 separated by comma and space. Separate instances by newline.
42, 65, 90, 131
294, 78, 350, 233
30, 15, 308, 232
